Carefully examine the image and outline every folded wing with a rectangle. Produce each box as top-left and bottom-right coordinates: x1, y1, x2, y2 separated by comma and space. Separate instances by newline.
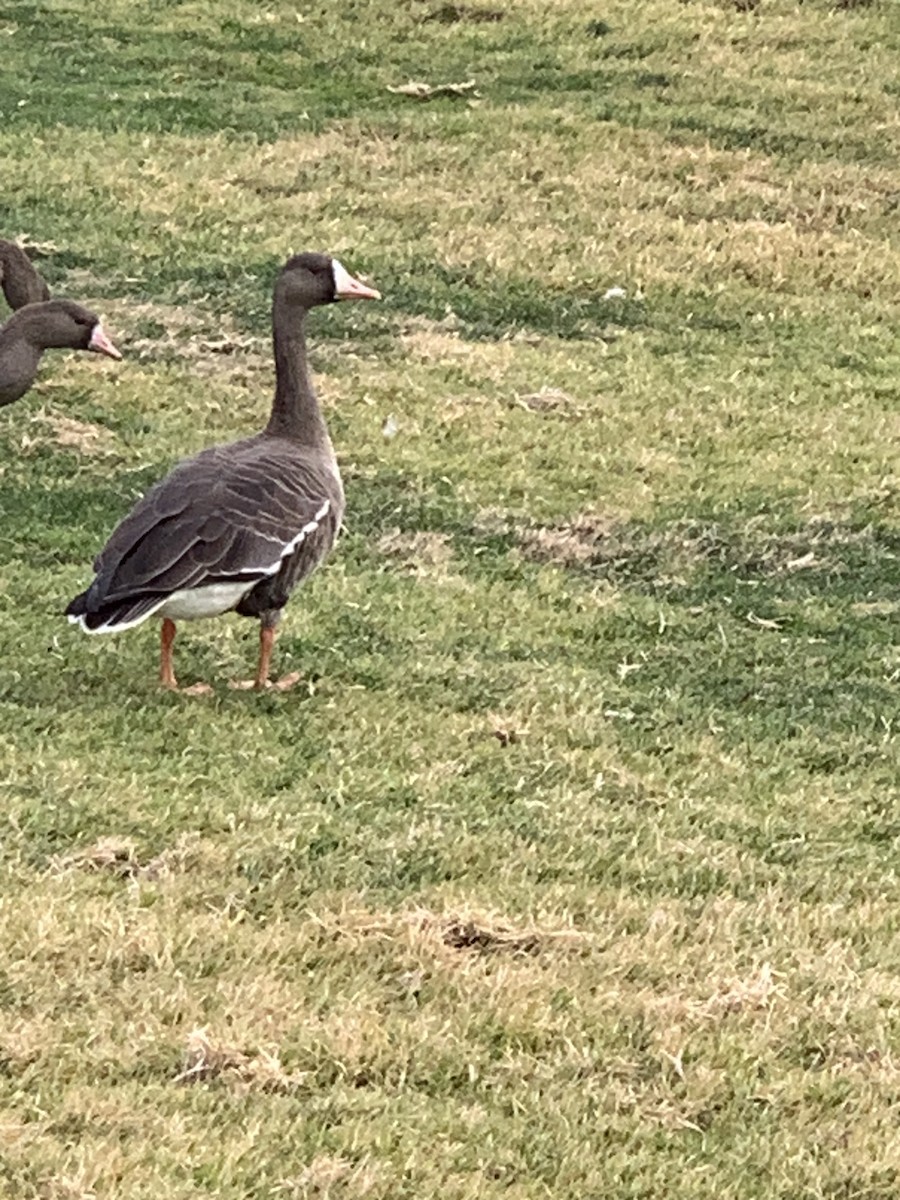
67, 437, 342, 632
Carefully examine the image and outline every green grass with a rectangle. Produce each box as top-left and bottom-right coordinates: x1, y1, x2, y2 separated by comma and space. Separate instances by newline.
0, 0, 899, 1196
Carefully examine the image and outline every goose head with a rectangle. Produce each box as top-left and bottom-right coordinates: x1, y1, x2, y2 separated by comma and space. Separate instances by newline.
21, 299, 121, 358
276, 253, 381, 310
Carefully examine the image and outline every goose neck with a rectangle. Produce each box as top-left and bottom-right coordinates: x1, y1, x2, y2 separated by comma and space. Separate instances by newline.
265, 306, 328, 444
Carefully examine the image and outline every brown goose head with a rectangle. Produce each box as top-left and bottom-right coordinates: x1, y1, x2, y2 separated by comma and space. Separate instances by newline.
20, 298, 122, 358
275, 252, 381, 311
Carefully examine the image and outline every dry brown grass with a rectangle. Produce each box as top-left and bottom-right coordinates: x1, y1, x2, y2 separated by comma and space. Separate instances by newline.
47, 833, 210, 882
275, 1156, 383, 1197
513, 386, 581, 416
315, 903, 593, 959
95, 297, 271, 377
377, 529, 456, 578
30, 118, 898, 324
517, 511, 621, 568
174, 1027, 306, 1092
49, 835, 141, 877
22, 411, 117, 457
516, 511, 895, 585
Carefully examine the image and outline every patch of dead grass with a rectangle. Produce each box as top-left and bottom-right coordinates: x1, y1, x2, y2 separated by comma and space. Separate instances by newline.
100, 297, 199, 336
377, 529, 456, 579
276, 1156, 382, 1197
0, 1015, 56, 1073
441, 918, 543, 955
514, 386, 581, 416
487, 715, 522, 747
174, 1026, 306, 1092
35, 1172, 98, 1200
399, 319, 465, 363
701, 961, 785, 1018
22, 410, 116, 457
404, 125, 900, 299
518, 512, 621, 568
17, 104, 900, 318
517, 512, 886, 579
315, 904, 593, 962
421, 3, 505, 23
49, 836, 140, 878
47, 832, 208, 882
386, 79, 481, 101
97, 297, 270, 376
398, 317, 523, 382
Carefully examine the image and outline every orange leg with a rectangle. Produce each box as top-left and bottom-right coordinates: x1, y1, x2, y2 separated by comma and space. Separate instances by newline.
230, 622, 301, 691
254, 624, 276, 688
160, 618, 178, 689
160, 619, 213, 695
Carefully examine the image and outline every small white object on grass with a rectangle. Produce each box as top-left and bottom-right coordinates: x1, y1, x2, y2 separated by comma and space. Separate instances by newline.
602, 286, 627, 300
387, 80, 480, 101
382, 414, 399, 440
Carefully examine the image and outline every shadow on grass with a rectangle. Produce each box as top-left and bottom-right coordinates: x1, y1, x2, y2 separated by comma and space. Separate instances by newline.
63, 251, 660, 345
127, 249, 752, 349
1, 4, 383, 137
0, 0, 544, 139
1, 461, 894, 753
344, 471, 898, 748
0, 466, 163, 564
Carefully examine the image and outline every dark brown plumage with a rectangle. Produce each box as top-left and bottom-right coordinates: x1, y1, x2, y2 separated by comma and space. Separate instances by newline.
0, 299, 121, 407
66, 251, 381, 691
0, 239, 50, 312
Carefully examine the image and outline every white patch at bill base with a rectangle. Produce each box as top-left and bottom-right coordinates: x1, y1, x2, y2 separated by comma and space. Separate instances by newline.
331, 259, 355, 295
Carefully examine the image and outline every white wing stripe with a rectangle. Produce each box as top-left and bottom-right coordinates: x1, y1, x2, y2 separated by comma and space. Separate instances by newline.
250, 498, 330, 577
67, 595, 170, 635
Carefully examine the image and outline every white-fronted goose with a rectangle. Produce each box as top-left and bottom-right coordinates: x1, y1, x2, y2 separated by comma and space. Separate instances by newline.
67, 252, 380, 692
0, 299, 122, 408
0, 239, 51, 311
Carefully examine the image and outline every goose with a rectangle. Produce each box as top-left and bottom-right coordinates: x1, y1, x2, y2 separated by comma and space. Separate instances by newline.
0, 239, 51, 311
0, 299, 121, 408
66, 251, 381, 693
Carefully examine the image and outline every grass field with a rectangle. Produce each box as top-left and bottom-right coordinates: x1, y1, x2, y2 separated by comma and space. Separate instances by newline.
0, 0, 898, 1195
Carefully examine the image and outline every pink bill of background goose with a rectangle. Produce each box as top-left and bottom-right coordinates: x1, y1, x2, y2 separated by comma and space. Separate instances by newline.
66, 251, 380, 692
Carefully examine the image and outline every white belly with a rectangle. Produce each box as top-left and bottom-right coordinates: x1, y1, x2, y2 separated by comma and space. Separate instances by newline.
156, 581, 255, 621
